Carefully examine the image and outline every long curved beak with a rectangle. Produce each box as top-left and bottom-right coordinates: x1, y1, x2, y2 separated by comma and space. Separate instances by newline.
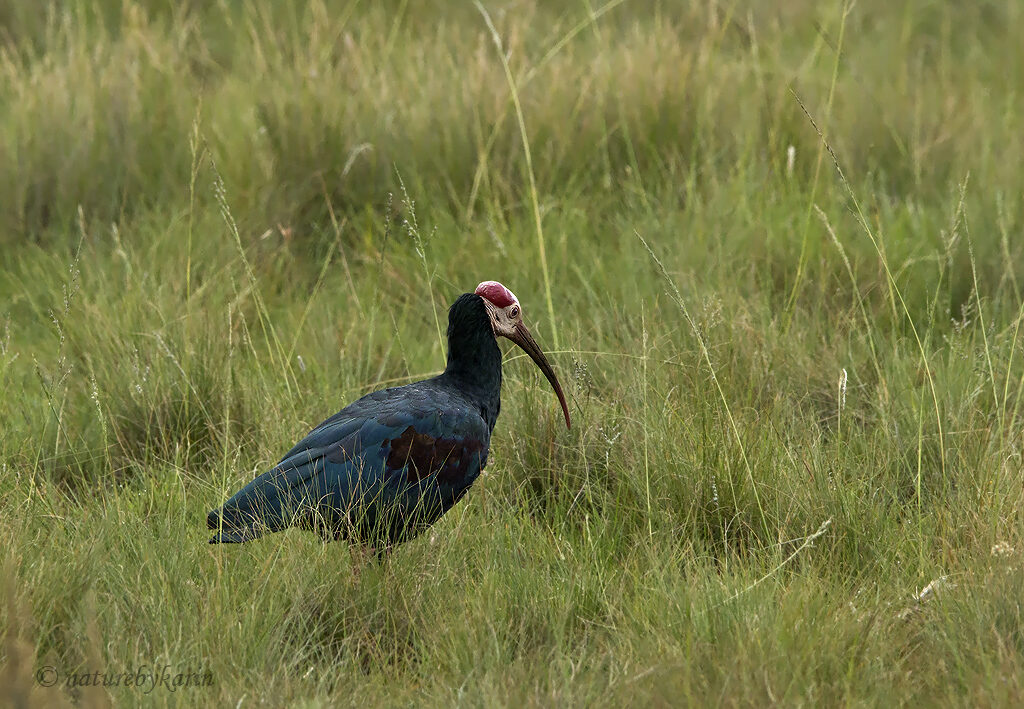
507, 322, 571, 429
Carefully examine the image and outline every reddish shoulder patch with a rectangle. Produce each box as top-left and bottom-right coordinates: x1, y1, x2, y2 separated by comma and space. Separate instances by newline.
385, 425, 485, 483
474, 280, 517, 307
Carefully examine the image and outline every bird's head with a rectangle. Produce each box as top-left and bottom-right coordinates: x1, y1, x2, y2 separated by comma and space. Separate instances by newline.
475, 280, 571, 429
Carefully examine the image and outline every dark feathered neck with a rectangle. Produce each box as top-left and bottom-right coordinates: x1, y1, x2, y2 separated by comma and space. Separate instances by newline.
440, 294, 502, 423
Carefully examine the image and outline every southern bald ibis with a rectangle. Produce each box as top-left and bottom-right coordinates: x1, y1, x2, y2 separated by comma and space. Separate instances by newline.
207, 281, 570, 547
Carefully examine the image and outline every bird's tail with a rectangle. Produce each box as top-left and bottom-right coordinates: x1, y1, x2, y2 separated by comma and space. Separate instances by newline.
206, 507, 267, 544
207, 463, 324, 544
208, 528, 261, 544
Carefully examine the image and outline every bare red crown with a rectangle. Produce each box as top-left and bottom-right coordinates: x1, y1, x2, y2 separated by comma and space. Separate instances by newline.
474, 281, 517, 308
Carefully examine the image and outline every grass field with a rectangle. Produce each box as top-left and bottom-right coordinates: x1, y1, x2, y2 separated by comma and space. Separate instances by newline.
2, 0, 1024, 705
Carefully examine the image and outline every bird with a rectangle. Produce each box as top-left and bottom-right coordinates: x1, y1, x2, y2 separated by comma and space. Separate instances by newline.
207, 280, 570, 549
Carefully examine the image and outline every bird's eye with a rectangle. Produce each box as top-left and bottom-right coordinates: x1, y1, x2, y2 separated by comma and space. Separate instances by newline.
509, 306, 519, 318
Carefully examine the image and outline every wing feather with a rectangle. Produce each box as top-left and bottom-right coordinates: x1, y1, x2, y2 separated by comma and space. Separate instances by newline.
208, 384, 490, 544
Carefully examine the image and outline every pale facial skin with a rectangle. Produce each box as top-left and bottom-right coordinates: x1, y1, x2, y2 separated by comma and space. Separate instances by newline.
481, 292, 522, 338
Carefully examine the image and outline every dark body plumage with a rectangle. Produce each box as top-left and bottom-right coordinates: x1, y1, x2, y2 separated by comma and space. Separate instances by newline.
208, 293, 502, 546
